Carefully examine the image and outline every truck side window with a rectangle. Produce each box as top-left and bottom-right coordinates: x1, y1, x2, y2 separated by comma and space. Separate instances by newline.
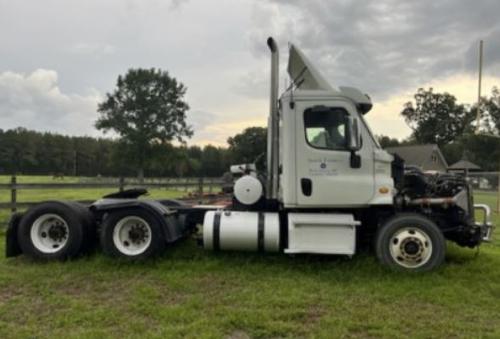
304, 107, 349, 150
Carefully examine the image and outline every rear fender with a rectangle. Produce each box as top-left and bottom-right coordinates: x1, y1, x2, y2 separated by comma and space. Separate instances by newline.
91, 199, 191, 244
6, 213, 23, 257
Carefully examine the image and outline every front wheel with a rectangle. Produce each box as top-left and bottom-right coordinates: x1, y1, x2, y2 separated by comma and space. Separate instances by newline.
100, 209, 166, 259
375, 213, 446, 272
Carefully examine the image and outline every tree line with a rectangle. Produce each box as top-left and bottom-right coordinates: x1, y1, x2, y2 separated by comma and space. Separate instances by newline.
0, 126, 267, 177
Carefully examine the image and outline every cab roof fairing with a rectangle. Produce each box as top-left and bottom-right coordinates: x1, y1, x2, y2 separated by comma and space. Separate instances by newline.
286, 43, 373, 114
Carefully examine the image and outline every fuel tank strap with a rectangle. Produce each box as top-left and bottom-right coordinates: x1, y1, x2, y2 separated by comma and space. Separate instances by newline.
258, 212, 265, 252
213, 211, 221, 251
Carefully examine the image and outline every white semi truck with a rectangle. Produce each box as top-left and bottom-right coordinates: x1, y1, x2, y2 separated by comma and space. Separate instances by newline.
6, 38, 493, 272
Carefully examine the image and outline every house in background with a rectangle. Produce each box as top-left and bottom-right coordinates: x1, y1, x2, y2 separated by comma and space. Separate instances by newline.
448, 158, 481, 175
385, 144, 448, 172
448, 157, 484, 186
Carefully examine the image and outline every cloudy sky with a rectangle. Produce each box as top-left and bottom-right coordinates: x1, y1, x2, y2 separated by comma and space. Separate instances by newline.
1, 0, 500, 146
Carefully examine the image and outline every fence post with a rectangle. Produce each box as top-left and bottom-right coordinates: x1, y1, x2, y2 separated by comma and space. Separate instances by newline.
198, 177, 204, 196
497, 171, 500, 213
10, 175, 17, 213
119, 177, 125, 192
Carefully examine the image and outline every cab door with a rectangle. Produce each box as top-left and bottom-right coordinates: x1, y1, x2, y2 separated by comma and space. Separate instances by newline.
295, 100, 375, 207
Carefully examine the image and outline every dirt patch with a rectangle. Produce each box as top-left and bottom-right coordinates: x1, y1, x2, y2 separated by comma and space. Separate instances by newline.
195, 274, 240, 293
225, 330, 251, 339
346, 327, 379, 339
58, 274, 186, 308
305, 304, 325, 324
59, 277, 130, 305
0, 286, 26, 305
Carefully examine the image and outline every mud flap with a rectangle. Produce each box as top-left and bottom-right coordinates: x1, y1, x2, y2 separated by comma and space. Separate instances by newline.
6, 213, 23, 257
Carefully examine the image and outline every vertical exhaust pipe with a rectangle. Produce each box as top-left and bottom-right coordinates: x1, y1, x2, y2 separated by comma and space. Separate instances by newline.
266, 37, 279, 200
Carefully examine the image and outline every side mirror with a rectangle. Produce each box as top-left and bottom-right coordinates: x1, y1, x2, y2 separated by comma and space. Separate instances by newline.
347, 117, 362, 151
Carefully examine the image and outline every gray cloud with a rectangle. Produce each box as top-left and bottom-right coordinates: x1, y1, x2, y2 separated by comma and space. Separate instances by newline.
464, 28, 500, 75
1, 0, 499, 144
186, 109, 220, 144
233, 70, 269, 99
0, 69, 101, 136
170, 0, 190, 10
0, 0, 260, 144
250, 0, 500, 100
67, 42, 116, 59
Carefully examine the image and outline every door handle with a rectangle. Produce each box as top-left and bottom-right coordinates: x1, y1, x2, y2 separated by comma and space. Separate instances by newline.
301, 178, 312, 196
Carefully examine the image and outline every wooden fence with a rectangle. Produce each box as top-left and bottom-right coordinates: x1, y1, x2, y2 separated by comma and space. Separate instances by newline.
0, 176, 225, 225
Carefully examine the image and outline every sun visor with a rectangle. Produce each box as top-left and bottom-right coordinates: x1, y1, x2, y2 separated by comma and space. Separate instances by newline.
287, 44, 333, 91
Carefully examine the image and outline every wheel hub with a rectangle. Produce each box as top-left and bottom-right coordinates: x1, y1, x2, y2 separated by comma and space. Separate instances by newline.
47, 222, 68, 242
401, 238, 423, 258
389, 227, 432, 268
128, 224, 148, 244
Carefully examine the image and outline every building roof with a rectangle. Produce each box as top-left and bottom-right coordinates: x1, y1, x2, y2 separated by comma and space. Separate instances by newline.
448, 159, 481, 170
385, 144, 448, 168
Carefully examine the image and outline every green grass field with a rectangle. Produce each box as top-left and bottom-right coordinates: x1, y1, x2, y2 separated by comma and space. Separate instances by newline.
0, 177, 499, 338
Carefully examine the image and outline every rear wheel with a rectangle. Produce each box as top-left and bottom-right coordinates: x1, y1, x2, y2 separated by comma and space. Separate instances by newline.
100, 209, 165, 259
375, 213, 446, 272
17, 202, 87, 260
31, 213, 70, 253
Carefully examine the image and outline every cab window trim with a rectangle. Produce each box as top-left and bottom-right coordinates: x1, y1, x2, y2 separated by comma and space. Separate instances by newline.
303, 106, 352, 152
358, 111, 379, 148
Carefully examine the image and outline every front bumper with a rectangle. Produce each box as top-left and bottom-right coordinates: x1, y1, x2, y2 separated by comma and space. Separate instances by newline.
474, 204, 494, 242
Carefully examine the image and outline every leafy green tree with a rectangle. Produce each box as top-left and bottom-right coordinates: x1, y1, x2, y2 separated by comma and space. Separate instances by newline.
0, 128, 38, 174
173, 151, 201, 177
401, 88, 474, 146
377, 135, 400, 148
480, 87, 500, 135
95, 68, 193, 180
441, 142, 464, 166
200, 145, 226, 177
227, 127, 267, 168
461, 134, 500, 171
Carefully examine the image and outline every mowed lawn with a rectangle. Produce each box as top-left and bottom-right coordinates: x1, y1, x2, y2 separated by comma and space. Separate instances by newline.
0, 177, 499, 338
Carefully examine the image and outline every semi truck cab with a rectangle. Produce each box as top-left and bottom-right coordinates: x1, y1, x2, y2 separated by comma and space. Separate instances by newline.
266, 41, 393, 208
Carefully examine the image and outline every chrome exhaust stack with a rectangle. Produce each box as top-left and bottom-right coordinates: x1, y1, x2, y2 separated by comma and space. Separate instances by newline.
266, 37, 279, 200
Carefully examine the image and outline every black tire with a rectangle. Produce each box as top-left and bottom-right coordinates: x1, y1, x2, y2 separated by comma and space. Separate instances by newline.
99, 209, 166, 260
67, 202, 96, 253
375, 213, 446, 272
17, 201, 86, 260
